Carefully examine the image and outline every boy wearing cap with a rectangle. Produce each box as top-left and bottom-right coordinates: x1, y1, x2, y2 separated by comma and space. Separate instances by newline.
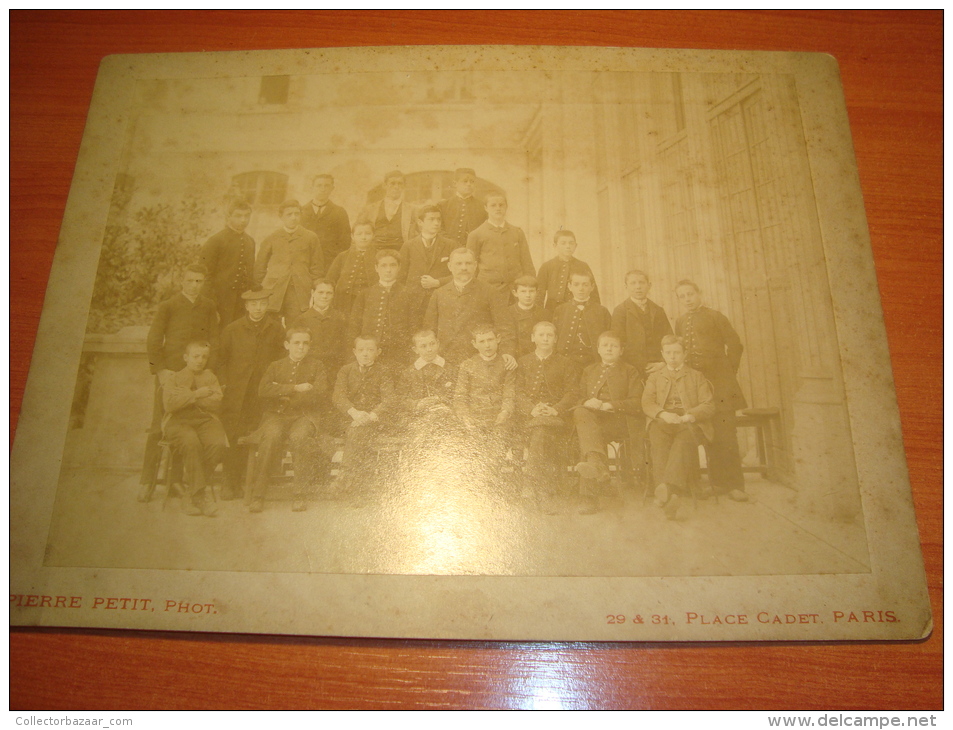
216, 287, 286, 499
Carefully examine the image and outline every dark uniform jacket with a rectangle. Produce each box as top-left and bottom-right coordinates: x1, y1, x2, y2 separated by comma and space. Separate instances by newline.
146, 292, 220, 374
675, 306, 746, 413
332, 361, 394, 415
516, 352, 578, 423
348, 282, 413, 360
398, 357, 458, 412
535, 256, 601, 310
502, 303, 552, 359
439, 194, 487, 246
423, 278, 514, 364
398, 233, 457, 324
300, 199, 351, 263
326, 247, 378, 305
611, 298, 673, 374
258, 355, 328, 428
200, 226, 256, 328
291, 307, 348, 376
254, 226, 325, 315
642, 365, 716, 442
553, 299, 612, 367
577, 360, 643, 415
216, 314, 286, 434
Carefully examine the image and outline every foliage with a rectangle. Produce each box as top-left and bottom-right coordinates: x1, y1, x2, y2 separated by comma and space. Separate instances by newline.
87, 201, 213, 334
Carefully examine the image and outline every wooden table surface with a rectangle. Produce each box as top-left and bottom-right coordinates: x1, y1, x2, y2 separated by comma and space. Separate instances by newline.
10, 10, 942, 710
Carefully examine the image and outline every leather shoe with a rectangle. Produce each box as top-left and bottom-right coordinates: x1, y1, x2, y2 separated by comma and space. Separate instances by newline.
248, 497, 264, 513
654, 483, 670, 508
728, 489, 749, 502
137, 483, 155, 503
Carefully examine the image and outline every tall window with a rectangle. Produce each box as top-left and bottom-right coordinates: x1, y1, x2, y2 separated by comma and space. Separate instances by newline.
231, 171, 289, 207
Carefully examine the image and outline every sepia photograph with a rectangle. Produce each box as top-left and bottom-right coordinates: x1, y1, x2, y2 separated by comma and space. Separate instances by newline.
11, 44, 929, 641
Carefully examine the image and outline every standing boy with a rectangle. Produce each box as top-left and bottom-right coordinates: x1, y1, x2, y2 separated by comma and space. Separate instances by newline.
466, 191, 535, 295
254, 199, 325, 323
674, 280, 748, 502
326, 219, 379, 316
572, 331, 643, 515
535, 230, 601, 310
516, 321, 578, 512
642, 335, 715, 520
553, 271, 611, 368
292, 279, 348, 377
200, 200, 256, 329
423, 248, 515, 367
611, 269, 673, 376
139, 263, 219, 502
439, 167, 487, 246
216, 288, 286, 499
348, 249, 414, 369
161, 341, 228, 517
360, 170, 416, 250
300, 174, 351, 263
398, 204, 456, 327
501, 275, 551, 359
251, 327, 329, 513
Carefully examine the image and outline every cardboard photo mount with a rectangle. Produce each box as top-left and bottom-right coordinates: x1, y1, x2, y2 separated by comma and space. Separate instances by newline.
11, 45, 931, 641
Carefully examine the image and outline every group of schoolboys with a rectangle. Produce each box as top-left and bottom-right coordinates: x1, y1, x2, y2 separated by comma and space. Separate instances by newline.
141, 167, 748, 520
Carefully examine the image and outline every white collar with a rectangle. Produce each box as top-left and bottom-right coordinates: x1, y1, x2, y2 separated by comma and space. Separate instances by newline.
414, 355, 446, 370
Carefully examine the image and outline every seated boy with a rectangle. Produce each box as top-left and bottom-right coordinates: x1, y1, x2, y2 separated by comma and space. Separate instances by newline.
398, 204, 456, 327
454, 324, 517, 473
348, 249, 413, 369
501, 275, 551, 359
553, 271, 612, 367
332, 335, 396, 496
642, 335, 715, 520
251, 326, 329, 513
572, 330, 642, 515
535, 230, 601, 309
292, 278, 348, 377
516, 321, 578, 512
398, 329, 458, 423
216, 287, 286, 499
161, 341, 228, 517
326, 219, 378, 316
466, 191, 535, 296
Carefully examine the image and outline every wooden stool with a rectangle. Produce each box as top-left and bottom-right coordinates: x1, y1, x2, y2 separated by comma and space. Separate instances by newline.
735, 407, 781, 481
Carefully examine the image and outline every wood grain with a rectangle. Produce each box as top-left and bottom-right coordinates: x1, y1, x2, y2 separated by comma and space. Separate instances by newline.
10, 10, 942, 710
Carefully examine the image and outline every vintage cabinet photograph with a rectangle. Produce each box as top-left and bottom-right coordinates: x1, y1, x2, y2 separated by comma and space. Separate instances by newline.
10, 46, 929, 641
